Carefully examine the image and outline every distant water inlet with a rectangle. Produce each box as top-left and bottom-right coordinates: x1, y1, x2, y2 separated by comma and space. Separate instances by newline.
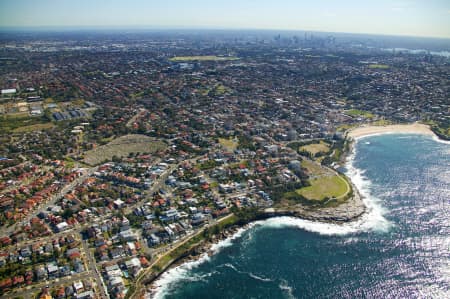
149, 134, 450, 299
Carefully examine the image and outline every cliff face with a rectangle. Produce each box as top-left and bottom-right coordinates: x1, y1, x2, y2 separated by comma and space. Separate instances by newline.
265, 190, 366, 223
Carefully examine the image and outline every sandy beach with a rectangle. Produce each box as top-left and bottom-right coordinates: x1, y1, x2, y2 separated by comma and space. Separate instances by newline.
347, 123, 434, 139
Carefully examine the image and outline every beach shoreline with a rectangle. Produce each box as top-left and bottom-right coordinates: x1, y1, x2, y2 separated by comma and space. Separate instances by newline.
346, 123, 434, 140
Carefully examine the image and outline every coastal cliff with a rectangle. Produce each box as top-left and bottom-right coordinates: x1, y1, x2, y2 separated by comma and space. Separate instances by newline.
264, 186, 366, 223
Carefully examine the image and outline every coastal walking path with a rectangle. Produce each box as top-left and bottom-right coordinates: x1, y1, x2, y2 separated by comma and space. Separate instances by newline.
129, 213, 235, 299
331, 169, 351, 200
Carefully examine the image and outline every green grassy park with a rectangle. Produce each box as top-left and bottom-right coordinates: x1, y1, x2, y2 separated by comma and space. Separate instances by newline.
299, 141, 330, 156
296, 175, 349, 201
345, 109, 375, 119
368, 64, 390, 69
169, 55, 239, 62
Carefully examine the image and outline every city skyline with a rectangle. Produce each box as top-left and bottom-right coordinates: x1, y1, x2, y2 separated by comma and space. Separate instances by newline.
1, 0, 450, 39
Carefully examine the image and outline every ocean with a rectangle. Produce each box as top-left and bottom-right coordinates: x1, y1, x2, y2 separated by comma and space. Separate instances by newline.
150, 134, 450, 299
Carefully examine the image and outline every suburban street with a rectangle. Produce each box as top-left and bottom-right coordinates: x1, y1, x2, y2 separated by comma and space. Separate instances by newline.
3, 271, 95, 299
81, 239, 109, 299
3, 167, 99, 236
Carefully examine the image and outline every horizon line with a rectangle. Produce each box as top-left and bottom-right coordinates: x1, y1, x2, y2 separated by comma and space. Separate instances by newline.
1, 25, 450, 41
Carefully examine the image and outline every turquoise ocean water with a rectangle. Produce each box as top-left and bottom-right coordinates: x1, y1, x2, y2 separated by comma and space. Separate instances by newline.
150, 134, 450, 299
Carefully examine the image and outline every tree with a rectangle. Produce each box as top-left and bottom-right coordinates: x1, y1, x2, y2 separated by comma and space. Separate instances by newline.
62, 209, 74, 219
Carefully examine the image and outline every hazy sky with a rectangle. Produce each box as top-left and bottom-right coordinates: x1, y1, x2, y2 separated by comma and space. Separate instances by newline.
1, 0, 450, 38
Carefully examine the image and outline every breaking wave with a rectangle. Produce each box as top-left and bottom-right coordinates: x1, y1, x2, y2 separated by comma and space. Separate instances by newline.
220, 262, 274, 282
209, 222, 256, 253
432, 135, 450, 145
248, 272, 273, 282
279, 279, 296, 299
149, 254, 212, 299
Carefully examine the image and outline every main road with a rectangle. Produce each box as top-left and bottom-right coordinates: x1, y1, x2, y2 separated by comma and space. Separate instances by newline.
3, 271, 95, 299
81, 239, 109, 299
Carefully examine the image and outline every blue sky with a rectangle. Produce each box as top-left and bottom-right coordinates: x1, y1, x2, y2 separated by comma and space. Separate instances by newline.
1, 0, 449, 38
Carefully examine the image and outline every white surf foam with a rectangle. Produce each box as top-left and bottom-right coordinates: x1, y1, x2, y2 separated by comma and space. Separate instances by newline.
221, 262, 274, 282
356, 131, 450, 146
150, 254, 212, 299
221, 262, 239, 272
352, 132, 386, 140
432, 135, 450, 145
248, 272, 273, 282
209, 223, 256, 253
279, 279, 296, 299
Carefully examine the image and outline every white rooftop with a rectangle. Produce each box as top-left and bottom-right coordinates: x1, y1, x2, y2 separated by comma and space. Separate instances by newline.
1, 88, 16, 94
